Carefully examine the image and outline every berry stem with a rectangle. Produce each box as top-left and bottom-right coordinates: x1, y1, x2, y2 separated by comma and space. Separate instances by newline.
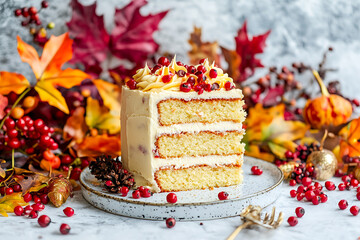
312, 70, 330, 97
0, 87, 31, 130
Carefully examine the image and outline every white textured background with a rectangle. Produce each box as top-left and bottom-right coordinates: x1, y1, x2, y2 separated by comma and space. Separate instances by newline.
1, 0, 360, 98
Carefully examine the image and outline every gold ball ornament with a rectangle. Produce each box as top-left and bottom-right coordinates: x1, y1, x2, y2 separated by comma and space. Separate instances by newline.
306, 149, 337, 180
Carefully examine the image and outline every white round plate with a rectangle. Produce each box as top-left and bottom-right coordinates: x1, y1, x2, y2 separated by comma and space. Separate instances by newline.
80, 156, 284, 221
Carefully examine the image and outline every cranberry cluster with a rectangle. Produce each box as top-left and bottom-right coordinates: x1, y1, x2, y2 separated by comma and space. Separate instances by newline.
289, 163, 316, 183
337, 175, 359, 191
342, 155, 360, 164
14, 1, 52, 46
126, 57, 235, 94
289, 177, 328, 205
132, 186, 152, 199
251, 166, 263, 175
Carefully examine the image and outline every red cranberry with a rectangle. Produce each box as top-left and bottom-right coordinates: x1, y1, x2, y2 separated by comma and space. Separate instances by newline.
295, 207, 305, 218
5, 187, 13, 195
151, 64, 161, 73
32, 203, 45, 212
325, 181, 336, 191
166, 193, 177, 204
8, 129, 18, 138
132, 190, 141, 199
290, 190, 297, 198
60, 223, 71, 235
350, 206, 359, 216
12, 184, 21, 192
14, 206, 24, 216
253, 168, 263, 175
211, 83, 220, 90
314, 182, 322, 190
29, 210, 38, 218
351, 179, 359, 187
63, 207, 74, 217
23, 193, 32, 203
296, 193, 305, 201
187, 66, 196, 74
287, 216, 298, 226
177, 70, 186, 77
176, 61, 184, 66
224, 81, 234, 91
251, 166, 258, 173
120, 186, 129, 197
141, 188, 152, 198
138, 186, 145, 193
204, 83, 211, 92
41, 1, 49, 8
307, 185, 316, 192
126, 79, 137, 90
105, 180, 113, 187
24, 205, 33, 215
305, 190, 315, 201
158, 57, 170, 66
209, 69, 217, 78
162, 75, 172, 83
338, 199, 348, 210
218, 191, 229, 200
199, 58, 206, 64
61, 155, 73, 165
38, 215, 51, 227
289, 179, 296, 186
4, 118, 15, 129
186, 76, 196, 86
197, 65, 206, 73
166, 218, 176, 228
33, 195, 41, 204
302, 177, 312, 187
297, 186, 305, 193
357, 192, 360, 201
342, 175, 351, 183
180, 83, 192, 92
312, 196, 321, 205
14, 9, 22, 16
319, 194, 328, 203
338, 183, 346, 191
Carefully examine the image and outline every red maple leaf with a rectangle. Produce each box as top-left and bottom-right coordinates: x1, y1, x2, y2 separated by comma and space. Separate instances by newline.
235, 21, 271, 82
67, 0, 168, 78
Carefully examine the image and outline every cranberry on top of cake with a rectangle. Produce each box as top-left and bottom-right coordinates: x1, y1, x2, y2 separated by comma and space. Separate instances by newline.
126, 57, 235, 94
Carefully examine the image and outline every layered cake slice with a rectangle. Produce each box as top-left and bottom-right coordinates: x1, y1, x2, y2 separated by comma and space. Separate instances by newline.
121, 57, 246, 192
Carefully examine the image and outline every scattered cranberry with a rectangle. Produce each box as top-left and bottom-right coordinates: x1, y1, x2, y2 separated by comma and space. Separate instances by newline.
38, 215, 51, 227
297, 186, 305, 193
40, 194, 49, 204
126, 79, 137, 90
319, 194, 328, 203
24, 205, 33, 215
253, 168, 263, 175
120, 186, 129, 197
218, 191, 229, 200
338, 183, 346, 191
32, 203, 45, 212
141, 188, 152, 198
302, 177, 312, 187
290, 190, 297, 198
60, 223, 71, 235
357, 187, 360, 193
338, 199, 348, 210
132, 190, 141, 199
296, 193, 305, 201
314, 182, 322, 190
14, 206, 24, 216
350, 206, 359, 216
180, 83, 192, 92
33, 195, 41, 204
251, 166, 258, 173
63, 207, 74, 217
307, 185, 316, 192
176, 61, 184, 66
186, 76, 196, 86
224, 81, 234, 91
325, 181, 336, 191
295, 207, 305, 218
5, 187, 13, 195
105, 181, 113, 187
29, 210, 38, 218
342, 175, 351, 183
166, 218, 176, 228
312, 196, 321, 205
305, 191, 315, 201
23, 193, 32, 203
289, 179, 297, 186
287, 216, 298, 226
209, 69, 218, 78
357, 192, 360, 201
351, 179, 359, 187
158, 57, 170, 66
167, 193, 177, 204
12, 184, 21, 192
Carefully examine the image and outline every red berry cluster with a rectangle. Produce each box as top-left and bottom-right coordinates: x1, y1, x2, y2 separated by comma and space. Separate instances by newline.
342, 155, 360, 164
251, 166, 263, 175
287, 207, 305, 227
127, 57, 235, 94
13, 1, 53, 46
289, 177, 328, 205
132, 186, 152, 199
290, 163, 316, 184
337, 175, 359, 191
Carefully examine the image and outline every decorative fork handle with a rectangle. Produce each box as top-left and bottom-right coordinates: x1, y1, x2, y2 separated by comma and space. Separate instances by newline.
226, 221, 253, 240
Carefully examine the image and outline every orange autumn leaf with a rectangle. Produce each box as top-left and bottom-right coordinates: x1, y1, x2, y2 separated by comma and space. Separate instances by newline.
246, 145, 275, 162
0, 193, 28, 217
75, 134, 121, 157
0, 72, 30, 95
92, 79, 121, 113
221, 47, 241, 82
17, 33, 91, 114
339, 117, 360, 158
63, 107, 88, 143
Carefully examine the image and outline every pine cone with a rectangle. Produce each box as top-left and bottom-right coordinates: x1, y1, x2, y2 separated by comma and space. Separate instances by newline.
89, 155, 135, 193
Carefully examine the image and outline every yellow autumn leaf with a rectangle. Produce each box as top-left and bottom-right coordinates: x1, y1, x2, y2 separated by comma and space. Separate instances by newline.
34, 81, 69, 114
245, 145, 275, 162
0, 193, 28, 217
86, 97, 120, 134
92, 79, 121, 114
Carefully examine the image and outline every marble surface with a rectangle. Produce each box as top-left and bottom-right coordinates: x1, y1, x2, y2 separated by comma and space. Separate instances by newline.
0, 176, 360, 240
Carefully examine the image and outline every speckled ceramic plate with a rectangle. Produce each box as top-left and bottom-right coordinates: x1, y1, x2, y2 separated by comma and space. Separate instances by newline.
80, 156, 283, 221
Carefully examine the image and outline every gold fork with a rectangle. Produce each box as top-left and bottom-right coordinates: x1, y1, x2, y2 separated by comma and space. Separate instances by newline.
226, 205, 284, 240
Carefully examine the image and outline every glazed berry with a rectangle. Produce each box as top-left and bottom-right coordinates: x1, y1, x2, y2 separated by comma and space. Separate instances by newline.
351, 179, 359, 187
23, 193, 32, 203
342, 175, 351, 183
166, 218, 176, 228
158, 57, 170, 66
211, 83, 220, 91
12, 184, 21, 192
118, 186, 128, 197
4, 118, 15, 129
199, 58, 206, 64
176, 61, 184, 66
14, 206, 24, 216
5, 187, 13, 195
138, 186, 145, 193
338, 199, 348, 210
186, 76, 196, 86
204, 83, 212, 92
38, 215, 51, 227
180, 83, 192, 92
8, 138, 20, 149
350, 206, 359, 216
290, 190, 297, 198
197, 65, 206, 73
287, 216, 298, 226
218, 191, 229, 200
141, 188, 152, 198
338, 183, 346, 191
63, 207, 74, 217
289, 179, 297, 186
60, 223, 71, 235
132, 190, 141, 199
295, 207, 305, 218
165, 193, 178, 204
319, 194, 328, 203
177, 70, 186, 77
187, 65, 196, 74
302, 177, 312, 187
126, 79, 137, 90
305, 190, 315, 201
312, 196, 321, 205
29, 210, 38, 218
224, 81, 234, 91
209, 69, 217, 78
162, 75, 172, 83
325, 181, 336, 191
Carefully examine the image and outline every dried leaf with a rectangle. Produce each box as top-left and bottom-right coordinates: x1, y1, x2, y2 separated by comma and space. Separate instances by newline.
339, 117, 360, 158
188, 27, 220, 65
63, 107, 88, 143
221, 47, 241, 82
13, 167, 50, 193
0, 193, 28, 217
0, 72, 30, 95
86, 98, 120, 134
75, 134, 121, 157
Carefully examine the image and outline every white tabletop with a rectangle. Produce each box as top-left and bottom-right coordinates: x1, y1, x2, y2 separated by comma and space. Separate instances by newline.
0, 176, 359, 240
